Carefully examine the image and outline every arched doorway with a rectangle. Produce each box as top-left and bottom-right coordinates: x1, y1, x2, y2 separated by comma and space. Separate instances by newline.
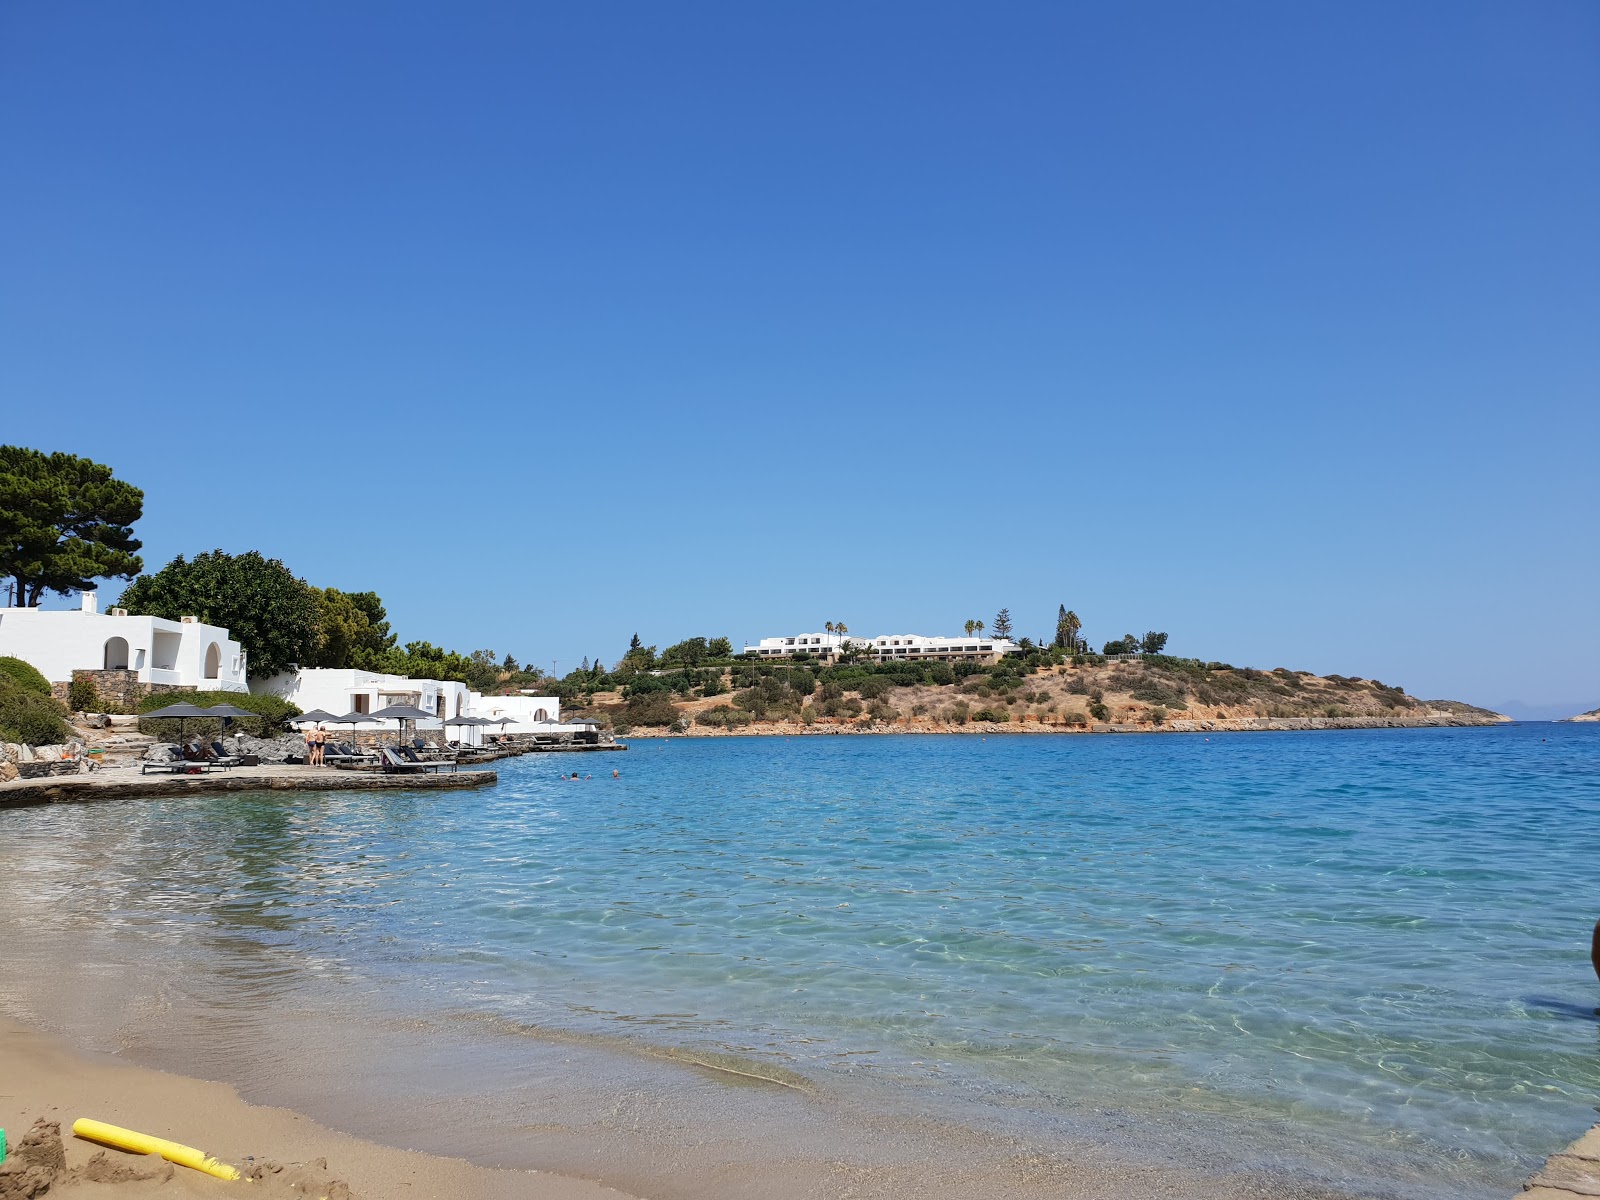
204, 642, 221, 679
104, 637, 129, 670
533, 708, 548, 722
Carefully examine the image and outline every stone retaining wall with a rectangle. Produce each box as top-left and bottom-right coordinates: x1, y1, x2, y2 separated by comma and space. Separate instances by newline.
50, 670, 192, 711
305, 728, 447, 751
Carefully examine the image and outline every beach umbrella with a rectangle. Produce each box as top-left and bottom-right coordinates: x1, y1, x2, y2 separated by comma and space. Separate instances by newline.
369, 703, 437, 747
142, 701, 212, 742
291, 709, 342, 725
324, 710, 379, 752
444, 715, 487, 747
204, 702, 257, 736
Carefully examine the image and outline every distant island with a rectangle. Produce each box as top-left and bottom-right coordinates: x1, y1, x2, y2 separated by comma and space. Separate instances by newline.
559, 645, 1508, 736
1560, 707, 1600, 723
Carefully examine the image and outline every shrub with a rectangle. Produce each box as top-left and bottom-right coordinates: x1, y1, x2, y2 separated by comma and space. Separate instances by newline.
0, 656, 51, 696
624, 691, 681, 727
1065, 676, 1089, 695
1088, 700, 1110, 721
696, 705, 753, 729
856, 676, 895, 700
972, 708, 1010, 723
866, 699, 898, 722
926, 663, 955, 686
947, 700, 970, 724
0, 676, 71, 745
1149, 706, 1167, 725
1063, 711, 1088, 727
136, 690, 301, 738
68, 677, 102, 713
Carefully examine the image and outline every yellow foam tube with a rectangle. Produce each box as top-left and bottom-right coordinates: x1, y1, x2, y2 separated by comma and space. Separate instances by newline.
72, 1118, 240, 1181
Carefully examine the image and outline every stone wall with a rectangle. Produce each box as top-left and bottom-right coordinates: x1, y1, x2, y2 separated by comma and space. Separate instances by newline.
305, 727, 447, 751
50, 670, 192, 712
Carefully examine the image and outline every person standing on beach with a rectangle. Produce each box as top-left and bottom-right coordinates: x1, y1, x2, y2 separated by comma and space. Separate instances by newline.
313, 724, 327, 767
303, 722, 316, 765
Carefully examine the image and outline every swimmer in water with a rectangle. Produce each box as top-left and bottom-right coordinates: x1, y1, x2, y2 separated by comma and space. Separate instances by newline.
613, 769, 619, 778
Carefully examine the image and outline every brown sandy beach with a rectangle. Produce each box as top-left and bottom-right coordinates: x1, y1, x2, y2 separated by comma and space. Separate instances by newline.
0, 1011, 1370, 1200
0, 1016, 632, 1200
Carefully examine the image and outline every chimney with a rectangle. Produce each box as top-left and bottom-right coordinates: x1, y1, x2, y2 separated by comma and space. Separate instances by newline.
81, 591, 99, 614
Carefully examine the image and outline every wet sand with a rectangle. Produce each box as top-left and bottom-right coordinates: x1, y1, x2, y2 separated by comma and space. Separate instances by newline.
0, 1015, 633, 1199
0, 1003, 1370, 1200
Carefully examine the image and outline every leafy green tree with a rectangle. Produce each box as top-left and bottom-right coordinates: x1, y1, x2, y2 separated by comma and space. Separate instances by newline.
306, 587, 396, 670
345, 592, 396, 663
119, 550, 318, 678
628, 633, 643, 652
502, 652, 519, 672
992, 608, 1013, 640
371, 640, 479, 686
1140, 631, 1169, 656
707, 636, 733, 659
660, 636, 710, 668
0, 446, 144, 605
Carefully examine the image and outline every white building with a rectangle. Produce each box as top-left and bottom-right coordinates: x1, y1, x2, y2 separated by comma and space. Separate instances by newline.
252, 668, 464, 732
253, 669, 580, 740
0, 591, 248, 692
744, 631, 1020, 664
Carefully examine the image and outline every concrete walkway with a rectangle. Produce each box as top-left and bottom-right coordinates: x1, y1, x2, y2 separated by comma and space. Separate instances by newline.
1521, 1124, 1600, 1198
0, 762, 495, 807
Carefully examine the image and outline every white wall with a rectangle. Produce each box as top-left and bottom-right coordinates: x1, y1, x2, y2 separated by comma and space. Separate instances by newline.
0, 600, 247, 691
467, 694, 561, 734
253, 668, 451, 730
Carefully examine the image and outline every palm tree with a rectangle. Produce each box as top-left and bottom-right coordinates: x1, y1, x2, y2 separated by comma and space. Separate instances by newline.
835, 621, 848, 637
975, 620, 985, 639
825, 621, 835, 636
1058, 609, 1082, 653
963, 619, 977, 637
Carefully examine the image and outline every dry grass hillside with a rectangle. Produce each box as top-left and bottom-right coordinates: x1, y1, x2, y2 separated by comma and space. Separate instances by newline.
576, 655, 1506, 736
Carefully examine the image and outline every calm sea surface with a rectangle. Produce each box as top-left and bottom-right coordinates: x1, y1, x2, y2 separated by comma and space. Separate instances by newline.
2, 724, 1596, 1197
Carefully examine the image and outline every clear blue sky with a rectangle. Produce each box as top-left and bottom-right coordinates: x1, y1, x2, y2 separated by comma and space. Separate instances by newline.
2, 3, 1596, 717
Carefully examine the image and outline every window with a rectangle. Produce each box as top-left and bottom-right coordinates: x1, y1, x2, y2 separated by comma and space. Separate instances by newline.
354, 694, 370, 714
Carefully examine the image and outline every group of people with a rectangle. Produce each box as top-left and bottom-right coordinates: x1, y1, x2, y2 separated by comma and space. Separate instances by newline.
303, 723, 329, 766
563, 769, 620, 780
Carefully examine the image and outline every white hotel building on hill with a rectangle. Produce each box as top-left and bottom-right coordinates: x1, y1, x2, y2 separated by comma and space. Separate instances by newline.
743, 632, 1020, 664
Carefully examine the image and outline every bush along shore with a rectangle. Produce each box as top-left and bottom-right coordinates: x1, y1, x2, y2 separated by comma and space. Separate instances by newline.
570, 652, 1508, 737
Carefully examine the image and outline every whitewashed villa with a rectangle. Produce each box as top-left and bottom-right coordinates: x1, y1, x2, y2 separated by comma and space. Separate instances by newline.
743, 631, 1020, 664
0, 591, 247, 703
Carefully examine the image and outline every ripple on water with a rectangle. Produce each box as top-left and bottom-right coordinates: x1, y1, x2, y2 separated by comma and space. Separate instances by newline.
0, 724, 1597, 1200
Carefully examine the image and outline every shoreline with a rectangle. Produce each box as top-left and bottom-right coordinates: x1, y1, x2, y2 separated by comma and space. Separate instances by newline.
623, 713, 1511, 737
0, 1009, 1377, 1200
0, 1014, 635, 1199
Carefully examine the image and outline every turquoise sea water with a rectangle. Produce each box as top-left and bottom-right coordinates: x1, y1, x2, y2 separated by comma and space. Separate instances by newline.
2, 724, 1596, 1197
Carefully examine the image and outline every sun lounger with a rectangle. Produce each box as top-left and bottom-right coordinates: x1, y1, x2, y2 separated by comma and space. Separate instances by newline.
326, 742, 379, 766
382, 747, 455, 773
208, 741, 245, 769
141, 758, 198, 774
